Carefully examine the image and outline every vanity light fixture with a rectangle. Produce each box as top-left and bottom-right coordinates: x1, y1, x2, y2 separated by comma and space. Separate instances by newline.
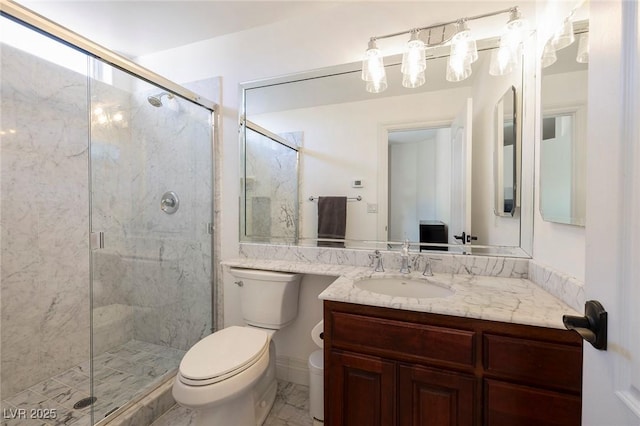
361, 6, 528, 92
541, 10, 588, 69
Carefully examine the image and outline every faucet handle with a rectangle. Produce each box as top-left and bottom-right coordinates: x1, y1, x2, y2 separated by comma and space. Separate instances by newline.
369, 250, 384, 272
422, 257, 442, 276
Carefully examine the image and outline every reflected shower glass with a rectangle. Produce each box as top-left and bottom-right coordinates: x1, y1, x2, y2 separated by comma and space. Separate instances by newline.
241, 122, 299, 244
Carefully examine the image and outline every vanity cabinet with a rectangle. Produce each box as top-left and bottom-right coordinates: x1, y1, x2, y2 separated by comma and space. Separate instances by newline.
324, 301, 583, 426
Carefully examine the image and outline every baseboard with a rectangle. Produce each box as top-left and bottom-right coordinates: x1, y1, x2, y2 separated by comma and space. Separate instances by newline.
275, 355, 310, 386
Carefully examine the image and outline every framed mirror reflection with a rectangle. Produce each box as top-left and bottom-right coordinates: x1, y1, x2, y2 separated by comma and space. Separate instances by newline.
240, 36, 533, 256
540, 20, 588, 227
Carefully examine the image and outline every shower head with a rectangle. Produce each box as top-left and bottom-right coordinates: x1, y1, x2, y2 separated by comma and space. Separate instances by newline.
147, 92, 174, 107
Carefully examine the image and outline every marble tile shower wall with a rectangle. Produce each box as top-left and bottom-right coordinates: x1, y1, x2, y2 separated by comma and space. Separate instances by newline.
1, 44, 91, 398
91, 75, 213, 353
1, 44, 213, 399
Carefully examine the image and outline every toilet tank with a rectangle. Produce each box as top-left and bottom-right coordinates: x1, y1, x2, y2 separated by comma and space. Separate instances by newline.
229, 268, 301, 329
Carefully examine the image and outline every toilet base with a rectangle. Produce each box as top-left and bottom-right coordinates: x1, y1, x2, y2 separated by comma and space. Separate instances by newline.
195, 390, 254, 426
254, 378, 277, 425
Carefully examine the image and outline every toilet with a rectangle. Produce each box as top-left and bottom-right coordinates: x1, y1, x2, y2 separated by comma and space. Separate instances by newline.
173, 268, 301, 426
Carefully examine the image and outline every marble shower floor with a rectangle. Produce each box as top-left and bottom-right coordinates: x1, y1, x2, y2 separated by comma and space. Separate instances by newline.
1, 340, 184, 426
151, 381, 314, 426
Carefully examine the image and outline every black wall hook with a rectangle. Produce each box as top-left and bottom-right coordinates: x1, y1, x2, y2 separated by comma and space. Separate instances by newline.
563, 300, 608, 350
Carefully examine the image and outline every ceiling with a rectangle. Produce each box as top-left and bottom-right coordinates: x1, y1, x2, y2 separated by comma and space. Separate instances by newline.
15, 1, 544, 60
17, 1, 332, 58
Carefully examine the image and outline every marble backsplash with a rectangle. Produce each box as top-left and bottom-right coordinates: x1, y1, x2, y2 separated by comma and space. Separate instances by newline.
238, 243, 529, 278
238, 243, 584, 311
528, 260, 585, 312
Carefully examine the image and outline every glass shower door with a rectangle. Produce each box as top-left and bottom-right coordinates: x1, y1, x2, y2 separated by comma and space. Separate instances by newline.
88, 58, 213, 422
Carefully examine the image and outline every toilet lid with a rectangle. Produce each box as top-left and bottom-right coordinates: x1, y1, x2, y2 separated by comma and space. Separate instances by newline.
179, 326, 269, 384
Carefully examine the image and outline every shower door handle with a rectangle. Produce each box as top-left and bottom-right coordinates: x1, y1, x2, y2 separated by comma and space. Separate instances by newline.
90, 232, 105, 250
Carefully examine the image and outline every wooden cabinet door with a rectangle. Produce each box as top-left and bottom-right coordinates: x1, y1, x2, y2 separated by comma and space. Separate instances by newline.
328, 350, 396, 426
398, 364, 475, 426
484, 379, 581, 426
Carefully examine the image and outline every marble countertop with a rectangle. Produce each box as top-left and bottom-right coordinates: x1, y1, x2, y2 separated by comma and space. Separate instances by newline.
222, 258, 580, 330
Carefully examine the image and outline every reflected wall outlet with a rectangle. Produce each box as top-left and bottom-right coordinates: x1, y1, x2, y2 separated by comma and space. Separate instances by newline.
367, 203, 378, 213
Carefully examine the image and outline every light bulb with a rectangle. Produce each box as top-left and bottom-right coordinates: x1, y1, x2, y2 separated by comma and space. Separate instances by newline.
402, 69, 426, 88
489, 46, 515, 76
361, 38, 387, 93
366, 76, 388, 93
501, 8, 527, 57
450, 20, 478, 66
446, 52, 472, 82
401, 31, 426, 88
362, 39, 386, 81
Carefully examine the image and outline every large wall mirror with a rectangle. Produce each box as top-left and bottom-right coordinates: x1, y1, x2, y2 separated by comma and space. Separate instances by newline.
540, 19, 588, 226
240, 36, 533, 256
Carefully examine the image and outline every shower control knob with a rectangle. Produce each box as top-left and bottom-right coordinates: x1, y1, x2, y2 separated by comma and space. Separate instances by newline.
160, 191, 179, 214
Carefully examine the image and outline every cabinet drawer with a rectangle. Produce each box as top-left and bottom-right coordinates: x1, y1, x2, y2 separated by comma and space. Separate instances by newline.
483, 333, 582, 392
484, 379, 581, 426
331, 311, 475, 368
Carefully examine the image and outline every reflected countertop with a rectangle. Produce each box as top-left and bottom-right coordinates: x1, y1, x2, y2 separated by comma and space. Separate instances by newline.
221, 258, 581, 330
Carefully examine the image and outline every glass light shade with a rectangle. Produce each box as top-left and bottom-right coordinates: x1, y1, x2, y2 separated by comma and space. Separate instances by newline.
541, 40, 557, 68
401, 33, 426, 74
401, 32, 426, 88
361, 40, 386, 82
446, 53, 472, 82
502, 13, 527, 57
576, 33, 589, 63
451, 21, 478, 65
366, 75, 388, 93
489, 46, 515, 76
402, 69, 426, 88
552, 16, 575, 51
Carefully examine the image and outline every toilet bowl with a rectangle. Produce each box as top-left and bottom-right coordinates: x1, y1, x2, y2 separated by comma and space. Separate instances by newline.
173, 268, 301, 426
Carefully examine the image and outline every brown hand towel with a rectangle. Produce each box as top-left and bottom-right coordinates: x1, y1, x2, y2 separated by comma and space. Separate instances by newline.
317, 196, 347, 247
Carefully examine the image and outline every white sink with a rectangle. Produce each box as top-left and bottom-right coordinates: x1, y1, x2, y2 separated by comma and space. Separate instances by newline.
354, 276, 454, 299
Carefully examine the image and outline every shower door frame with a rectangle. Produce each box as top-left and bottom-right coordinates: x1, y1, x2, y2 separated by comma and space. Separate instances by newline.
1, 0, 220, 422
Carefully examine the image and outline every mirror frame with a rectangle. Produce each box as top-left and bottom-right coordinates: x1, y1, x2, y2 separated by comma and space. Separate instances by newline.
494, 85, 517, 217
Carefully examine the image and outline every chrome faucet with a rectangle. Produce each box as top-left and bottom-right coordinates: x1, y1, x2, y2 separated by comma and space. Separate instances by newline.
399, 240, 411, 274
368, 250, 384, 272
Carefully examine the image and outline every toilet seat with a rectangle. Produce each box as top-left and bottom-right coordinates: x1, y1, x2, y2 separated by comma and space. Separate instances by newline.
178, 326, 269, 386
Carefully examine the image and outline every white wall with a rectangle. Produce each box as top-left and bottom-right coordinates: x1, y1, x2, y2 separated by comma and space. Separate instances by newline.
252, 90, 470, 243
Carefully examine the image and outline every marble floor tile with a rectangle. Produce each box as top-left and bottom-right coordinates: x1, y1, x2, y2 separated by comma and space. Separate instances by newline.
150, 381, 313, 426
2, 340, 182, 426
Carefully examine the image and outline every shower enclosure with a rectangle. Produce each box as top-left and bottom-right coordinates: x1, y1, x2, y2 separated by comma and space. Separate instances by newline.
1, 5, 216, 425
